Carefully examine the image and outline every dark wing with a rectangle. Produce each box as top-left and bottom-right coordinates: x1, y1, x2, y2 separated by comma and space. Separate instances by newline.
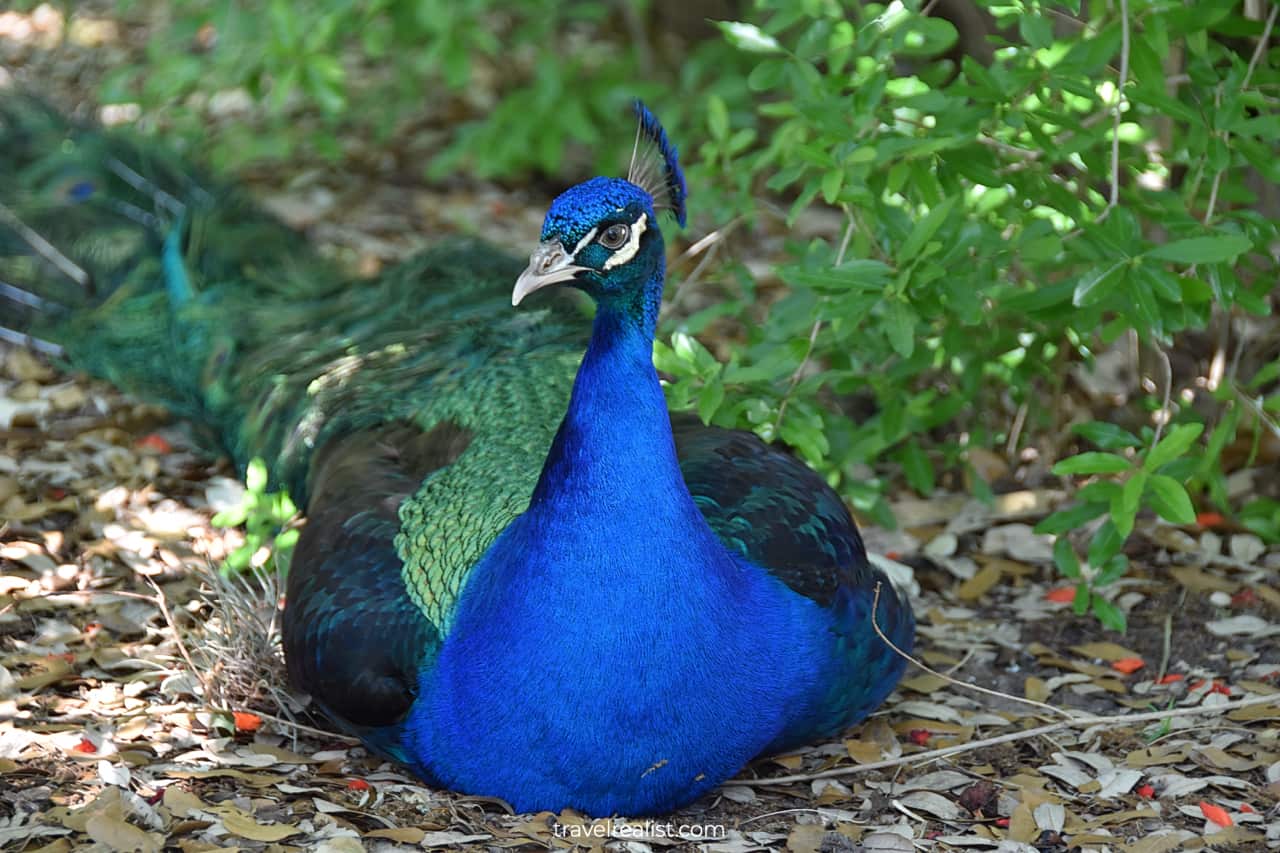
670, 413, 878, 606
282, 421, 469, 731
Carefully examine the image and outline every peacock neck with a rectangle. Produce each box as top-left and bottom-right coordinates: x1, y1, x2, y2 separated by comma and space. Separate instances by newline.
529, 281, 683, 514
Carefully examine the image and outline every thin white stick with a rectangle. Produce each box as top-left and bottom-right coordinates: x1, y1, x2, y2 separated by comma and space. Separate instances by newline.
743, 691, 1280, 786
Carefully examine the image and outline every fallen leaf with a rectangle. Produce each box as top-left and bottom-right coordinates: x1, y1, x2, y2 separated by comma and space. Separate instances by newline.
215, 805, 300, 842
232, 711, 262, 732
1199, 801, 1232, 827
84, 813, 161, 853
134, 434, 171, 453
786, 823, 823, 853
957, 564, 1001, 601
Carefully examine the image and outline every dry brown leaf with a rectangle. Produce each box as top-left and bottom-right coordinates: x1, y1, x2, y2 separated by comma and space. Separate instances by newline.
363, 826, 427, 843
1169, 565, 1239, 594
84, 813, 162, 853
785, 823, 824, 853
212, 804, 301, 842
957, 564, 1001, 601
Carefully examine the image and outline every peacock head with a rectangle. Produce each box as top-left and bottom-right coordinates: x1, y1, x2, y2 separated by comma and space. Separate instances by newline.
512, 101, 686, 320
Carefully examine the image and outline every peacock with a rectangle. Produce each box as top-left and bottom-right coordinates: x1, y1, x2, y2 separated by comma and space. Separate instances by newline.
0, 96, 914, 816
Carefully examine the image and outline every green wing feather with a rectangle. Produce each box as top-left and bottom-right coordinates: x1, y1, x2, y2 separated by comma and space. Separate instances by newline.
1, 98, 587, 642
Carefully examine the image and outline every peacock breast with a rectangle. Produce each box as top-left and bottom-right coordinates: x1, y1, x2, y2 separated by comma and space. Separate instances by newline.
401, 518, 836, 815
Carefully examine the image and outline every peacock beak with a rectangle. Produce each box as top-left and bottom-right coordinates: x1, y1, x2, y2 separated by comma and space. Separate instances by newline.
512, 242, 588, 306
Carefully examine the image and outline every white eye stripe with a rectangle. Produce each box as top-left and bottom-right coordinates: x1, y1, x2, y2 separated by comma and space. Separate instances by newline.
570, 226, 599, 258
602, 214, 647, 270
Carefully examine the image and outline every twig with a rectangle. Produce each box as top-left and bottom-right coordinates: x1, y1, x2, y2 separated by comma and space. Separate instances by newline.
673, 217, 744, 270
143, 574, 211, 701
1156, 610, 1173, 684
976, 135, 1041, 161
1005, 401, 1029, 460
0, 199, 91, 289
1148, 346, 1173, 449
1200, 3, 1275, 228
743, 691, 1280, 786
1098, 0, 1131, 222
774, 214, 855, 432
661, 217, 745, 321
0, 585, 161, 618
1233, 382, 1280, 440
209, 707, 360, 744
868, 583, 1077, 720
1244, 3, 1278, 83
1202, 82, 1227, 228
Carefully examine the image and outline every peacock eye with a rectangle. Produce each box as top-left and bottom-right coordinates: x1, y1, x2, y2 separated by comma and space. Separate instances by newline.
598, 224, 630, 250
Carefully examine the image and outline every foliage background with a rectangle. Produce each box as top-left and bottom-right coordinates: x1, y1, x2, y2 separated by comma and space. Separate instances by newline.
27, 0, 1280, 628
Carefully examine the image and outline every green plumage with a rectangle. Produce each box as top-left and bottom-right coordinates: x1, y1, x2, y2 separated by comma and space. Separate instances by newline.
0, 99, 585, 643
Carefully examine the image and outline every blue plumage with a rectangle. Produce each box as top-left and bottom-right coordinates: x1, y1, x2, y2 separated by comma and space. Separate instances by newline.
2, 98, 912, 817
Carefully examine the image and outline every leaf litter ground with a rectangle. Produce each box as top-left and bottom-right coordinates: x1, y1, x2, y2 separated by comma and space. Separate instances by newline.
5, 343, 1280, 853
3, 7, 1280, 851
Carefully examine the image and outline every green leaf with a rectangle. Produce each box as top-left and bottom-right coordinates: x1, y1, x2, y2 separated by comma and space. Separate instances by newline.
211, 507, 246, 528
884, 299, 917, 358
1087, 520, 1123, 568
1096, 553, 1129, 587
1077, 480, 1122, 505
716, 20, 784, 53
1054, 537, 1081, 579
224, 544, 253, 572
782, 260, 892, 294
899, 196, 957, 262
707, 95, 729, 141
1073, 262, 1125, 307
1146, 474, 1196, 524
1053, 452, 1133, 475
246, 458, 269, 493
1035, 502, 1108, 535
747, 59, 786, 91
697, 379, 725, 424
1144, 423, 1204, 470
1019, 14, 1054, 49
1090, 594, 1127, 632
1073, 422, 1143, 450
821, 168, 844, 204
900, 441, 935, 494
1111, 470, 1147, 538
1072, 583, 1090, 615
652, 339, 684, 375
1147, 234, 1252, 264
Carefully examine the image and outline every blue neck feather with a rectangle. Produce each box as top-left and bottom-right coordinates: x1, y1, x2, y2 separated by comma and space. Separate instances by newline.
530, 269, 671, 511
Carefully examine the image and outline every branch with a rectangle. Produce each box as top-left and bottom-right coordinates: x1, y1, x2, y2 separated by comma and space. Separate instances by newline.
1098, 0, 1131, 222
743, 691, 1280, 787
773, 214, 855, 432
1202, 2, 1277, 227
868, 583, 1077, 720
